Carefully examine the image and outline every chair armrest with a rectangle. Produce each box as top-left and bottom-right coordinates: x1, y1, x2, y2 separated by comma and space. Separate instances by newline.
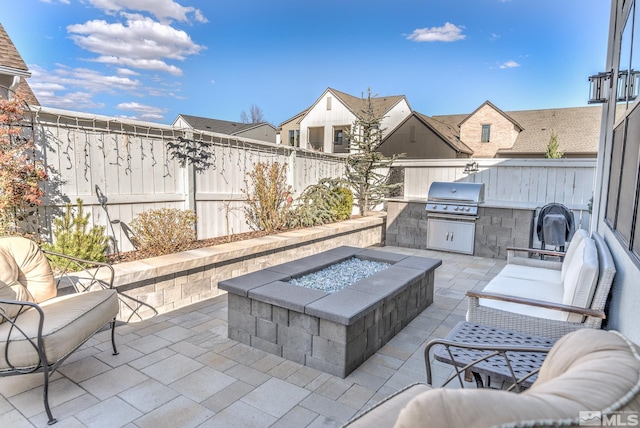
42, 250, 115, 293
466, 290, 606, 319
507, 247, 566, 258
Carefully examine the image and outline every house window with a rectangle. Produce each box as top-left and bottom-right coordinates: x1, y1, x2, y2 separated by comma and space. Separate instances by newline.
334, 129, 343, 145
605, 0, 640, 263
288, 130, 295, 146
481, 125, 491, 143
327, 96, 332, 110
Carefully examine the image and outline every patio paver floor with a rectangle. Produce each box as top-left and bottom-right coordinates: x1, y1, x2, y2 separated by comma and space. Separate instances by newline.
0, 247, 507, 427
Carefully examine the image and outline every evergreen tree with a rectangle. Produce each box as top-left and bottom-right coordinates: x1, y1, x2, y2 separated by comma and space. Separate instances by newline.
344, 88, 403, 216
545, 132, 564, 159
43, 199, 109, 269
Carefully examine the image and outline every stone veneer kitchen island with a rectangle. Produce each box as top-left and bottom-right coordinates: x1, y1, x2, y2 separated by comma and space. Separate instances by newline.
219, 246, 441, 377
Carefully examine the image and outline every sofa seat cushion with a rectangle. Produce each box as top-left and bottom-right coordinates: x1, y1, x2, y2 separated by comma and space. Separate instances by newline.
498, 264, 562, 285
480, 275, 565, 321
0, 289, 118, 371
394, 329, 640, 428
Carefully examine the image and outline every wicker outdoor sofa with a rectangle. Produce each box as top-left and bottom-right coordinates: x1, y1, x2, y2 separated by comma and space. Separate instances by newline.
466, 229, 615, 340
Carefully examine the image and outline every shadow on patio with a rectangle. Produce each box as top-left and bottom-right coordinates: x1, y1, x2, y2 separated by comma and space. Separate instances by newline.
0, 247, 506, 427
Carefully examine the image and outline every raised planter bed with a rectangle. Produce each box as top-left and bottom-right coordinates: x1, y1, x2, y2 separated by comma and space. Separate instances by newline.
219, 246, 441, 377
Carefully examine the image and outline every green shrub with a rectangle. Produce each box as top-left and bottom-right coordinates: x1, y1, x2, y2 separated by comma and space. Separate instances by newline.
130, 208, 196, 257
242, 162, 293, 233
332, 186, 353, 220
43, 198, 109, 270
289, 178, 353, 228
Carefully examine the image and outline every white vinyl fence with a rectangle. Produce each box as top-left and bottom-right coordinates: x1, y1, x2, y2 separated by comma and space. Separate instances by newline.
32, 107, 346, 252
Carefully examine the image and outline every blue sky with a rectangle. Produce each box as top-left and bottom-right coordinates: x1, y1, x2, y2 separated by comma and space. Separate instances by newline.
2, 0, 610, 125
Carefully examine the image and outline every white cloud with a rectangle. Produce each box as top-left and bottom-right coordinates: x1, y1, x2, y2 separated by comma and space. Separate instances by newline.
88, 0, 207, 24
407, 22, 466, 42
67, 14, 204, 75
117, 101, 167, 120
117, 68, 140, 76
67, 15, 204, 75
499, 60, 520, 69
28, 64, 140, 110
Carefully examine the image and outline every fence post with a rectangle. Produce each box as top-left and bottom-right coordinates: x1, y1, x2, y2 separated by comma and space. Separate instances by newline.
288, 149, 297, 193
184, 130, 197, 234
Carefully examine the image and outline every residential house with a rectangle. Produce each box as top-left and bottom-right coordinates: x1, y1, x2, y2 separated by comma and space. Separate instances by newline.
377, 111, 473, 159
279, 88, 412, 153
279, 108, 308, 148
173, 114, 277, 144
591, 0, 640, 344
432, 101, 602, 158
0, 23, 38, 105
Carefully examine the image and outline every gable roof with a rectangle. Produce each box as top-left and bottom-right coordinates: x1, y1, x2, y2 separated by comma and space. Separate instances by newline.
328, 87, 409, 119
414, 112, 473, 154
0, 23, 29, 74
458, 100, 523, 131
434, 104, 602, 155
278, 107, 309, 128
176, 114, 276, 135
0, 23, 39, 106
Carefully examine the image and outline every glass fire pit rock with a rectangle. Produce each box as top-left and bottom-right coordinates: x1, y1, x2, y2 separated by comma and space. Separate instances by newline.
219, 246, 441, 378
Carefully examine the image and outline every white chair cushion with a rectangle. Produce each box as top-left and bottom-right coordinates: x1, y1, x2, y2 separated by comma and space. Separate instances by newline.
0, 289, 119, 370
497, 265, 562, 286
480, 276, 565, 321
562, 238, 599, 323
560, 228, 590, 282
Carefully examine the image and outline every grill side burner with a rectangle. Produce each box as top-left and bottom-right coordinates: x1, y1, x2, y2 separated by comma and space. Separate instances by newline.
425, 182, 484, 254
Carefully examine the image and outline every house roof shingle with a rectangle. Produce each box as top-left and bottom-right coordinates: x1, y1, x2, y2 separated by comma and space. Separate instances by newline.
177, 114, 275, 135
434, 105, 602, 155
329, 87, 408, 119
0, 23, 29, 72
0, 23, 39, 106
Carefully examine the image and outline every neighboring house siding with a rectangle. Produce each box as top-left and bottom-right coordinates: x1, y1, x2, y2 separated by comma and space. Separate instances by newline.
280, 122, 300, 147
383, 99, 412, 135
379, 115, 467, 159
459, 104, 519, 157
236, 125, 277, 143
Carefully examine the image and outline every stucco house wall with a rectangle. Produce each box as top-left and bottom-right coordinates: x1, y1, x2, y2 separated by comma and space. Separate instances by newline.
459, 104, 519, 157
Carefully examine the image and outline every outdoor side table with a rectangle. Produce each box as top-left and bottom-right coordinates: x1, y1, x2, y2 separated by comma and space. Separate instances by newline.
425, 321, 556, 391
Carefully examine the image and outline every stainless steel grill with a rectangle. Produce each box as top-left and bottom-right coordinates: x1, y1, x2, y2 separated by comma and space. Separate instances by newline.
425, 182, 484, 217
425, 182, 484, 255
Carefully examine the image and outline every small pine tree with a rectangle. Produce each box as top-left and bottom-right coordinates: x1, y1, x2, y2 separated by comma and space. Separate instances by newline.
344, 88, 404, 216
545, 132, 564, 159
43, 198, 109, 267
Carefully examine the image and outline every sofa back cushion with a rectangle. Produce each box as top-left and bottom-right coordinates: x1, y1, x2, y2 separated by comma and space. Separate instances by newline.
560, 228, 589, 282
561, 237, 599, 322
0, 238, 56, 305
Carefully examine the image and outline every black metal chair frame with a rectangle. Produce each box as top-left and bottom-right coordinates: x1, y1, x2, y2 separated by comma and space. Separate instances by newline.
0, 251, 119, 425
424, 338, 552, 393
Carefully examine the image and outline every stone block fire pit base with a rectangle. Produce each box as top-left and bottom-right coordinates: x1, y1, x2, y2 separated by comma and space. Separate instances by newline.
219, 246, 441, 378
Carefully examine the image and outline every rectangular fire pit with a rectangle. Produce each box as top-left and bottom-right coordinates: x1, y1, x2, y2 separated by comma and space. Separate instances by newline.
218, 246, 441, 377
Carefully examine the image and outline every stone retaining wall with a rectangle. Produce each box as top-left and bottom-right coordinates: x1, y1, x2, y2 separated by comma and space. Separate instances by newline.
112, 215, 386, 321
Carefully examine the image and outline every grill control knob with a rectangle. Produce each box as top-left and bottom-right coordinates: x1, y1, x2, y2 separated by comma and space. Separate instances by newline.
443, 206, 448, 210
465, 207, 471, 212
454, 207, 459, 211
431, 204, 437, 210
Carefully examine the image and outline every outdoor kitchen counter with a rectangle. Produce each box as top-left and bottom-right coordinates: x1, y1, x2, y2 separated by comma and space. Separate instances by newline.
386, 199, 535, 259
